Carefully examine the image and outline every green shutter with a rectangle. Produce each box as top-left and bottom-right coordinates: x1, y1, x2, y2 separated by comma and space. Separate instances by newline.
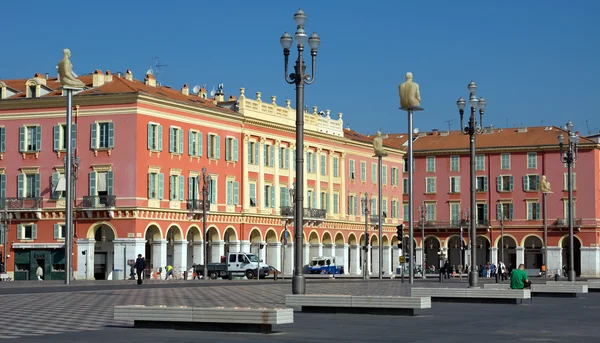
382, 166, 386, 184
107, 171, 114, 195
0, 174, 5, 200
54, 224, 60, 239
169, 127, 175, 152
188, 130, 194, 156
250, 183, 256, 199
19, 126, 25, 152
34, 173, 40, 197
147, 124, 153, 150
285, 148, 289, 168
497, 176, 502, 192
179, 175, 184, 201
178, 129, 184, 153
17, 224, 23, 240
158, 125, 163, 151
247, 142, 251, 162
71, 124, 77, 149
321, 155, 326, 175
0, 226, 4, 245
169, 175, 175, 200
89, 171, 97, 196
483, 204, 488, 220
32, 224, 37, 240
270, 186, 275, 208
17, 174, 24, 197
51, 172, 59, 199
509, 204, 514, 219
0, 127, 5, 152
509, 176, 514, 191
233, 138, 239, 162
35, 126, 42, 151
227, 182, 232, 205
90, 123, 97, 149
148, 173, 154, 198
536, 203, 541, 219
312, 154, 316, 173
233, 182, 239, 205
197, 132, 202, 156
188, 176, 193, 200
293, 150, 296, 170
158, 173, 164, 199
522, 176, 528, 191
107, 122, 115, 148
269, 145, 274, 166
216, 135, 221, 159
536, 175, 540, 190
497, 203, 502, 220
225, 138, 230, 161
207, 134, 212, 157
484, 176, 489, 191
281, 187, 287, 207
266, 146, 269, 166
53, 124, 61, 151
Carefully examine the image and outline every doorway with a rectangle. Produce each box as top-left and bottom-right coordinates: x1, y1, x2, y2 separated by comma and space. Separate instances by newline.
94, 252, 107, 280
34, 258, 45, 280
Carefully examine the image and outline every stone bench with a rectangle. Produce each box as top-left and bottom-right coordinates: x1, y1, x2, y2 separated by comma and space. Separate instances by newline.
410, 287, 530, 304
285, 294, 430, 316
484, 282, 588, 297
114, 305, 293, 333
588, 280, 600, 291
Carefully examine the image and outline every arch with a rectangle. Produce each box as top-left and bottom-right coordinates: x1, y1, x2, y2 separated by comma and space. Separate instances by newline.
476, 235, 490, 244
359, 233, 366, 246
322, 231, 333, 244
370, 233, 379, 246
165, 223, 183, 241
206, 226, 220, 241
348, 233, 357, 245
308, 231, 320, 244
143, 222, 163, 240
381, 235, 389, 246
279, 229, 293, 243
87, 221, 118, 240
391, 235, 399, 246
334, 232, 345, 245
223, 226, 238, 242
558, 234, 583, 247
522, 235, 543, 248
185, 225, 202, 242
265, 228, 278, 243
445, 235, 465, 249
421, 235, 441, 248
493, 234, 518, 247
249, 227, 262, 242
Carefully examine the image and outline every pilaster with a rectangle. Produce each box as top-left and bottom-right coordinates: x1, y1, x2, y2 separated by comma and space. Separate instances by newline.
243, 134, 250, 210
382, 245, 392, 276
516, 247, 525, 267
113, 238, 146, 280
350, 244, 361, 275
322, 243, 335, 258
267, 242, 282, 271
173, 240, 188, 274
490, 247, 499, 265
546, 246, 562, 276
258, 137, 265, 209
192, 241, 203, 265
316, 148, 322, 209
288, 143, 295, 188
151, 239, 167, 277
240, 240, 251, 253
76, 238, 95, 280
309, 243, 323, 260
274, 140, 281, 213
335, 243, 348, 274
228, 240, 241, 253
210, 240, 225, 263
580, 246, 600, 277
281, 242, 294, 277
328, 151, 334, 212
415, 246, 423, 267
371, 246, 380, 275
340, 152, 346, 217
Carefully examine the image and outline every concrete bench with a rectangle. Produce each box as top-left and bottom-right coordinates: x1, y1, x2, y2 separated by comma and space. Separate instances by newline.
114, 305, 293, 333
588, 280, 600, 291
285, 294, 430, 316
410, 287, 530, 304
483, 282, 587, 297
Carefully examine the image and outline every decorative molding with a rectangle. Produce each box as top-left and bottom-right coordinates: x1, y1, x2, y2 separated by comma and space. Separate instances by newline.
20, 166, 40, 174
91, 164, 112, 172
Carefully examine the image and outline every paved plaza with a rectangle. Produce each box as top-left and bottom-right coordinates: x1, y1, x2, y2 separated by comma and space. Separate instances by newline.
0, 279, 598, 342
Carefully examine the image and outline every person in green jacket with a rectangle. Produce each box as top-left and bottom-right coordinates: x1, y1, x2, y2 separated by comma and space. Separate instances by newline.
165, 265, 174, 280
510, 264, 531, 289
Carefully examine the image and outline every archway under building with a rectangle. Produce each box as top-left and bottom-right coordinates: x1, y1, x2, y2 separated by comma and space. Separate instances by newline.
496, 235, 517, 268
186, 226, 202, 267
249, 228, 263, 256
476, 235, 491, 268
334, 232, 346, 274
223, 227, 238, 257
308, 231, 320, 261
348, 233, 358, 275
145, 224, 162, 271
561, 235, 582, 277
523, 235, 543, 269
265, 229, 278, 268
206, 226, 220, 263
423, 236, 441, 269
370, 235, 379, 274
165, 225, 183, 267
93, 224, 116, 280
447, 235, 466, 269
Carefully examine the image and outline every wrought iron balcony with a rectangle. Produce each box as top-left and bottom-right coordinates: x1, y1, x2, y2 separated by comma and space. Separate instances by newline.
475, 219, 490, 227
280, 206, 294, 217
186, 198, 210, 212
0, 197, 42, 211
82, 195, 116, 208
279, 206, 327, 220
555, 218, 582, 227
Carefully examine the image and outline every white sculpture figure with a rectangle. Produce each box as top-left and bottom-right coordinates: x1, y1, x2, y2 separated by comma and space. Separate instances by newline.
58, 49, 85, 89
399, 72, 421, 109
541, 175, 552, 193
372, 131, 388, 157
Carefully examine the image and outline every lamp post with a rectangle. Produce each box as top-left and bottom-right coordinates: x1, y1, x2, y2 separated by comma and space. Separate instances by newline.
282, 186, 295, 280
280, 9, 320, 295
361, 193, 370, 280
1, 210, 12, 274
558, 121, 579, 282
457, 81, 487, 288
63, 149, 80, 283
418, 202, 426, 277
201, 167, 212, 280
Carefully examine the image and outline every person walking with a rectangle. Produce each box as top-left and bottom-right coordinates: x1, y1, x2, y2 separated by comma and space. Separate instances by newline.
135, 254, 145, 285
165, 265, 174, 280
36, 265, 43, 281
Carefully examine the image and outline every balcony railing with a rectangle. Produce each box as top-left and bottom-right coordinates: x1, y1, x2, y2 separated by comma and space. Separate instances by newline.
279, 206, 327, 220
82, 195, 116, 208
0, 197, 42, 210
555, 218, 583, 227
186, 198, 210, 212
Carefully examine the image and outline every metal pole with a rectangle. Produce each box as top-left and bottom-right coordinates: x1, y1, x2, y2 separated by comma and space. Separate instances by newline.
469, 108, 478, 288
64, 89, 73, 285
421, 202, 425, 278
407, 109, 414, 284
378, 156, 383, 279
202, 172, 208, 280
501, 219, 504, 266
363, 197, 368, 280
459, 225, 463, 281
567, 153, 575, 282
543, 193, 547, 271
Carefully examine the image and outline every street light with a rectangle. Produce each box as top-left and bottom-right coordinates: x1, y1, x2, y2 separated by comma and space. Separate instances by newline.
558, 121, 579, 282
63, 148, 80, 283
418, 202, 426, 277
1, 210, 13, 274
361, 193, 370, 280
457, 80, 487, 288
201, 167, 212, 280
281, 8, 320, 295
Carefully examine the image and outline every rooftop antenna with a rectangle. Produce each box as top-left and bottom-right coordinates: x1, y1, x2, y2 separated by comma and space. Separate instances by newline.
153, 57, 167, 78
192, 85, 201, 94
583, 120, 592, 135
444, 119, 455, 131
209, 86, 216, 97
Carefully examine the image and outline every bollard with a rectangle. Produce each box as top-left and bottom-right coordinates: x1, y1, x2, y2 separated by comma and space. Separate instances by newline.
495, 272, 499, 283
274, 270, 277, 282
555, 273, 559, 282
439, 271, 443, 283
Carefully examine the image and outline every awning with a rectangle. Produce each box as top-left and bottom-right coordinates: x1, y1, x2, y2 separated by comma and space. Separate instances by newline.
55, 176, 66, 192
12, 243, 65, 249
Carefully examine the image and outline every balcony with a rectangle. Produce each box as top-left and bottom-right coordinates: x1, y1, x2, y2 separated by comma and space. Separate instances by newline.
186, 198, 210, 212
555, 218, 583, 227
0, 197, 43, 220
475, 219, 490, 227
82, 195, 116, 208
279, 206, 327, 222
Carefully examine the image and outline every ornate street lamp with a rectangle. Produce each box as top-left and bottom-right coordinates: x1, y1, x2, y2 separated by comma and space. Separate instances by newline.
280, 8, 320, 295
457, 81, 487, 287
201, 167, 212, 280
361, 193, 370, 280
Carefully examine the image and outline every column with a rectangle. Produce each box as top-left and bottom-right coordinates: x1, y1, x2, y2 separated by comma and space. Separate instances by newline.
75, 238, 95, 280
546, 246, 562, 276
303, 243, 310, 269
328, 152, 334, 212
243, 134, 250, 210
465, 247, 471, 271
382, 245, 392, 276
240, 240, 251, 253
340, 153, 347, 217
303, 146, 308, 206
258, 138, 266, 210
371, 246, 380, 275
267, 242, 281, 270
322, 243, 334, 258
316, 148, 322, 209
113, 238, 146, 280
274, 140, 281, 214
228, 241, 241, 253
210, 240, 225, 263
173, 240, 188, 276
288, 143, 295, 187
490, 247, 498, 265
192, 241, 203, 265
282, 242, 294, 276
516, 247, 525, 266
258, 241, 267, 263
392, 246, 400, 274
309, 243, 323, 260
152, 239, 167, 278
367, 246, 372, 275
415, 246, 423, 268
580, 246, 600, 277
335, 244, 348, 274
350, 244, 361, 275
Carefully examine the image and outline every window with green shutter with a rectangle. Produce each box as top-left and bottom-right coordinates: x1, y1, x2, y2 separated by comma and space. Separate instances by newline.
18, 224, 36, 240
249, 183, 257, 207
54, 224, 65, 239
527, 152, 537, 169
349, 160, 355, 180
20, 125, 41, 152
233, 181, 239, 205
450, 155, 460, 171
333, 194, 339, 214
333, 157, 339, 177
360, 162, 366, 181
321, 155, 326, 175
426, 156, 435, 172
382, 165, 387, 184
371, 163, 377, 183
0, 126, 5, 152
169, 175, 177, 200
0, 174, 5, 203
475, 155, 484, 171
91, 122, 114, 149
501, 153, 510, 170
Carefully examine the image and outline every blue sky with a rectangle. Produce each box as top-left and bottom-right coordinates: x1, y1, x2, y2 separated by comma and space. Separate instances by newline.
2, 1, 599, 135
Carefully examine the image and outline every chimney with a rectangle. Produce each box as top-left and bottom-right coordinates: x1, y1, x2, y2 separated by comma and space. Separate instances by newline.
125, 69, 133, 81
117, 72, 122, 78
33, 73, 47, 86
104, 70, 113, 83
214, 92, 224, 102
229, 95, 236, 101
199, 87, 207, 99
181, 84, 189, 96
93, 70, 105, 87
144, 73, 156, 87
45, 73, 49, 80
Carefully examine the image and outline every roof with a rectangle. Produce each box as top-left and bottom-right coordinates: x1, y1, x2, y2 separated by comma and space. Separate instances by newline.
344, 128, 407, 150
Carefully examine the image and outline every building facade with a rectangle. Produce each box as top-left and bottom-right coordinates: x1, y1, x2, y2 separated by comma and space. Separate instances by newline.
0, 70, 405, 280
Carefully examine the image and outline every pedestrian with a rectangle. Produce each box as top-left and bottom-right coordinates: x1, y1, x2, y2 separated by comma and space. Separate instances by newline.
510, 264, 531, 289
135, 254, 145, 285
36, 265, 43, 281
165, 265, 174, 280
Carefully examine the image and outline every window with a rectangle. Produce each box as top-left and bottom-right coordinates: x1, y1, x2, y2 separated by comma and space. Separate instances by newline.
207, 134, 220, 159
501, 153, 510, 170
450, 203, 460, 225
475, 155, 485, 171
333, 194, 339, 214
349, 160, 356, 180
425, 203, 436, 221
147, 172, 164, 199
403, 157, 408, 173
391, 200, 398, 218
370, 198, 377, 214
169, 175, 185, 201
90, 122, 114, 149
264, 144, 275, 166
17, 224, 37, 240
188, 176, 199, 200
497, 203, 514, 220
497, 175, 514, 192
476, 203, 489, 223
320, 192, 329, 211
523, 175, 540, 191
263, 185, 275, 208
248, 141, 259, 164
169, 127, 184, 154
306, 152, 316, 173
53, 124, 77, 151
527, 201, 541, 220
382, 165, 387, 185
225, 137, 239, 162
307, 190, 316, 208
563, 200, 576, 220
19, 125, 42, 152
293, 149, 296, 171
280, 187, 290, 206
89, 171, 115, 204
449, 176, 460, 193
425, 177, 436, 193
426, 156, 435, 172
53, 224, 65, 239
147, 123, 163, 151
371, 163, 377, 183
320, 155, 327, 175
209, 178, 217, 204
347, 195, 357, 215
0, 174, 6, 200
450, 155, 460, 172
0, 127, 5, 153
527, 152, 537, 169
563, 173, 577, 190
391, 167, 399, 186
226, 180, 239, 205
360, 161, 366, 181
333, 157, 339, 177
17, 173, 40, 198
188, 130, 202, 157
403, 203, 409, 220
249, 183, 257, 207
278, 147, 289, 169
403, 178, 408, 195
476, 176, 488, 192
51, 172, 66, 199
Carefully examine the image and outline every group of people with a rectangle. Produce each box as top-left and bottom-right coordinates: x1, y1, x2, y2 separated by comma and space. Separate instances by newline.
479, 261, 511, 281
129, 254, 177, 285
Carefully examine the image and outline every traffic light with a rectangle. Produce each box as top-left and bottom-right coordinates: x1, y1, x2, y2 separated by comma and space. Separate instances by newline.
396, 224, 404, 248
363, 234, 370, 251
